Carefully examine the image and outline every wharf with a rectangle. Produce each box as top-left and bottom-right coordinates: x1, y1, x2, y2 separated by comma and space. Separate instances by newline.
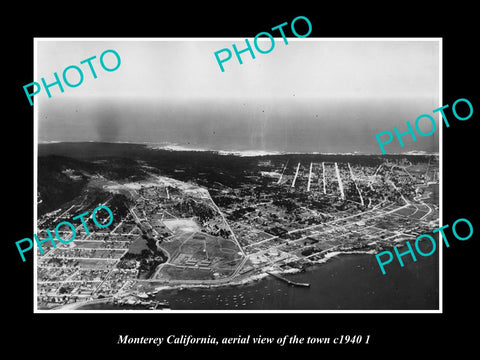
266, 271, 310, 287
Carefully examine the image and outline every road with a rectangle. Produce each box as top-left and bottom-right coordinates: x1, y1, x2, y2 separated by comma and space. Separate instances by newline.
307, 162, 313, 191
206, 192, 246, 257
322, 162, 326, 194
348, 162, 364, 206
291, 162, 300, 188
335, 162, 345, 200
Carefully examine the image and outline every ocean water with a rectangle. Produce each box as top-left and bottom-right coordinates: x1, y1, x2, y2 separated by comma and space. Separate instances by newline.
39, 97, 439, 155
80, 250, 439, 311
151, 252, 438, 311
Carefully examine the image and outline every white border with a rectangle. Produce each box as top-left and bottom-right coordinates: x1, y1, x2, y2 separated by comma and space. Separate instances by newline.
438, 38, 443, 314
33, 37, 443, 314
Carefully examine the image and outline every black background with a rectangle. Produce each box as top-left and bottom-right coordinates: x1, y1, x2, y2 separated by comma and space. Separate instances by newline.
5, 3, 478, 356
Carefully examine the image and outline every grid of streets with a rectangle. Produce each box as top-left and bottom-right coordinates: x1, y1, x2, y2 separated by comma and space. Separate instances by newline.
36, 156, 439, 309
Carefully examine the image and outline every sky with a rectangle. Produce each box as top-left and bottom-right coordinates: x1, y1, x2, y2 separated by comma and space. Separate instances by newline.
36, 38, 440, 154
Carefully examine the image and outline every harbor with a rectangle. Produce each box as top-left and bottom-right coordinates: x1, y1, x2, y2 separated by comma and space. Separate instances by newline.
75, 251, 438, 311
266, 271, 310, 287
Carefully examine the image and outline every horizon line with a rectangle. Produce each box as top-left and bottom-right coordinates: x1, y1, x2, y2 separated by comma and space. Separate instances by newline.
37, 140, 439, 157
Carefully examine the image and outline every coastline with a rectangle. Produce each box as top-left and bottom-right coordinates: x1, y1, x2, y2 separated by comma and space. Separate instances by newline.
39, 140, 439, 157
36, 142, 437, 311
148, 248, 378, 292
51, 248, 380, 311
56, 246, 438, 311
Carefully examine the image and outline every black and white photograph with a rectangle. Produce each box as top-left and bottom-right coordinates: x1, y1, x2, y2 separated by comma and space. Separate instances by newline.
6, 6, 478, 357
35, 39, 440, 311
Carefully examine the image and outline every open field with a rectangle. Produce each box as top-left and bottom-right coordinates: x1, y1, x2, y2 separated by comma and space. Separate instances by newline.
164, 218, 200, 233
155, 264, 213, 281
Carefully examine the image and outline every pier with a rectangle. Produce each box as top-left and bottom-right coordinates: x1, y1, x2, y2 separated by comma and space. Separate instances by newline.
266, 271, 310, 287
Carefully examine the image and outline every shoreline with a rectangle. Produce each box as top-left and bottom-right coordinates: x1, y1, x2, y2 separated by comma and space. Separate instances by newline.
52, 248, 379, 311
39, 140, 440, 157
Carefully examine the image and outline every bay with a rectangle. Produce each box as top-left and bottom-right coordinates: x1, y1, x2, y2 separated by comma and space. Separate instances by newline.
151, 251, 439, 311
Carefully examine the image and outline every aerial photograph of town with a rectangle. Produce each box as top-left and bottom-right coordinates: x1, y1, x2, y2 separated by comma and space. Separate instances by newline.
36, 143, 439, 310
35, 39, 440, 311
